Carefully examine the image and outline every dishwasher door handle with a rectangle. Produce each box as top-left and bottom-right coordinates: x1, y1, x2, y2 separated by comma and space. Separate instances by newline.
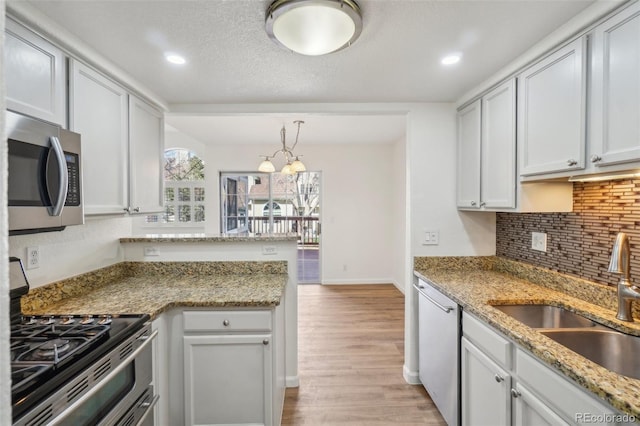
418, 285, 455, 313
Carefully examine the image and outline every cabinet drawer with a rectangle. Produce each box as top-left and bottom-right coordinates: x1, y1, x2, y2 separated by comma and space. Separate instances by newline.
462, 312, 511, 368
183, 310, 272, 332
516, 349, 616, 423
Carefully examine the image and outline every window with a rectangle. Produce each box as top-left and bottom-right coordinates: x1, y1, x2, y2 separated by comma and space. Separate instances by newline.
263, 202, 282, 217
146, 149, 205, 226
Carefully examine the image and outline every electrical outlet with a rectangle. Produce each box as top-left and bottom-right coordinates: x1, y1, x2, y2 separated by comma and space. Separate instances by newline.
144, 247, 160, 257
262, 245, 277, 255
423, 230, 440, 246
26, 247, 40, 269
531, 232, 547, 252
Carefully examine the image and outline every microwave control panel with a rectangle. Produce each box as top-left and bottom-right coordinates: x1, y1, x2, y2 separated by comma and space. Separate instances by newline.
65, 153, 81, 206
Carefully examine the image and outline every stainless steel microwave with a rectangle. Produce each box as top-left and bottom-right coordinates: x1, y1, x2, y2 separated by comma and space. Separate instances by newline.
7, 110, 84, 235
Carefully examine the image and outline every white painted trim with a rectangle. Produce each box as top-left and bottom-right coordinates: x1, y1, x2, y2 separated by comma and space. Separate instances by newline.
286, 376, 300, 388
403, 364, 421, 385
320, 279, 395, 285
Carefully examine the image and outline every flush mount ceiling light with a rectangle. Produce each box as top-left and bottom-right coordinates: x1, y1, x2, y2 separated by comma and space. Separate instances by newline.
259, 120, 307, 175
265, 0, 363, 56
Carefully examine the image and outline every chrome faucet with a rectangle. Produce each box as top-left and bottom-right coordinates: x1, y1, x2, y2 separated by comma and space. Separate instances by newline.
608, 232, 640, 321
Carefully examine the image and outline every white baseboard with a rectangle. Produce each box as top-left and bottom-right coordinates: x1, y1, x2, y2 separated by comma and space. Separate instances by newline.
403, 364, 421, 385
286, 375, 300, 388
320, 278, 395, 285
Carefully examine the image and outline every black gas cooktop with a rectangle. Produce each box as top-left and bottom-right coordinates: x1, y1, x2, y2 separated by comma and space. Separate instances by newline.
8, 257, 149, 422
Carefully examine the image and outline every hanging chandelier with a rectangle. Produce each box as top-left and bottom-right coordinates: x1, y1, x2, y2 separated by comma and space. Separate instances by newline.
258, 120, 307, 175
265, 0, 363, 56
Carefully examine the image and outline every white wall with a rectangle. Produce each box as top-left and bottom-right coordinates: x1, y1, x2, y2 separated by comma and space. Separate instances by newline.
8, 216, 131, 288
0, 2, 11, 423
391, 135, 407, 293
202, 140, 401, 285
403, 103, 496, 383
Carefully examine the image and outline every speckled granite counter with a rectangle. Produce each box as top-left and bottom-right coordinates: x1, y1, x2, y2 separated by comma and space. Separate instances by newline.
21, 261, 287, 319
119, 233, 299, 243
414, 256, 640, 418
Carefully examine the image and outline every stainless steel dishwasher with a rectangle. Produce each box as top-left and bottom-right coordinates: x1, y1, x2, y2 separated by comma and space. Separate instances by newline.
415, 278, 460, 426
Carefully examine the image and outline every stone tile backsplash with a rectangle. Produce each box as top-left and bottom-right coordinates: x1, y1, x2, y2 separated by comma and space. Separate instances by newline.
496, 179, 640, 287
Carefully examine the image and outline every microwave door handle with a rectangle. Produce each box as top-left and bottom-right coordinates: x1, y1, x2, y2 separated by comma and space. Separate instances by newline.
48, 136, 68, 217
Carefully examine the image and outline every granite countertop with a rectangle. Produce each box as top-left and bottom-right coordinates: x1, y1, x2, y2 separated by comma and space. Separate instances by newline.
414, 256, 640, 419
21, 261, 288, 320
119, 233, 299, 243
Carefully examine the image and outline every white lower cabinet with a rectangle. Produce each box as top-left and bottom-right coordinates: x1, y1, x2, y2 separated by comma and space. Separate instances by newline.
462, 312, 630, 426
461, 337, 511, 425
183, 334, 272, 426
154, 307, 285, 426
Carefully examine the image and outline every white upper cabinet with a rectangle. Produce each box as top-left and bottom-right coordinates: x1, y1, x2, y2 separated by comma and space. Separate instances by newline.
518, 37, 587, 176
481, 80, 516, 209
4, 18, 66, 127
129, 96, 164, 214
457, 80, 517, 211
70, 59, 130, 215
456, 99, 482, 209
589, 2, 640, 168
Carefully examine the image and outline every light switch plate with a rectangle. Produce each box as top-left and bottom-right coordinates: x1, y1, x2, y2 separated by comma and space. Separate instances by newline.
423, 230, 439, 246
531, 232, 547, 252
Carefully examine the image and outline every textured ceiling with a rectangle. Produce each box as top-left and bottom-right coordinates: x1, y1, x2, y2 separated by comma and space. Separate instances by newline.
22, 0, 595, 105
16, 0, 595, 145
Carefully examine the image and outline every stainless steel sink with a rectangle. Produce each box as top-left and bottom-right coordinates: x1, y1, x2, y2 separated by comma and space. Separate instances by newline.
492, 304, 600, 329
541, 329, 640, 379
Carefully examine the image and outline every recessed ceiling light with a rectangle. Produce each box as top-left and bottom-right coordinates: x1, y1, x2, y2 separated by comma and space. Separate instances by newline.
441, 54, 461, 65
165, 54, 186, 65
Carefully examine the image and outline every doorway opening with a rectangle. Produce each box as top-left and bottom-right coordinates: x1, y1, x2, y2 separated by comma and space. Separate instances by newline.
220, 171, 321, 284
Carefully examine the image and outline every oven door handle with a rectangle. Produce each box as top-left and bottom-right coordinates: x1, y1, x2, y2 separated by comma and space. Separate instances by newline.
136, 394, 160, 426
50, 329, 158, 426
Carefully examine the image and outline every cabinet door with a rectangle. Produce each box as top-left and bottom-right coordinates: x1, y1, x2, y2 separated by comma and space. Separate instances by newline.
481, 79, 516, 209
457, 99, 482, 209
5, 19, 66, 127
129, 96, 164, 214
518, 37, 586, 176
70, 60, 129, 215
461, 337, 511, 426
513, 382, 570, 426
590, 2, 640, 167
183, 334, 273, 426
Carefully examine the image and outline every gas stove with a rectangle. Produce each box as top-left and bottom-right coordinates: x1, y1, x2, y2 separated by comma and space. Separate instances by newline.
9, 258, 155, 426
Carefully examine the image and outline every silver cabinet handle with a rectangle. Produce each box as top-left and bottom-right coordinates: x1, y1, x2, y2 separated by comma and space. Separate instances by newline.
494, 374, 504, 383
567, 159, 578, 166
480, 202, 486, 207
263, 339, 270, 345
48, 136, 68, 217
223, 319, 230, 326
511, 388, 521, 398
133, 207, 140, 213
124, 207, 131, 213
470, 201, 477, 206
591, 155, 602, 163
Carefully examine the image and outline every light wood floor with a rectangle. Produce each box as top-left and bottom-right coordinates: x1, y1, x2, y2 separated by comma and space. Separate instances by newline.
282, 284, 447, 425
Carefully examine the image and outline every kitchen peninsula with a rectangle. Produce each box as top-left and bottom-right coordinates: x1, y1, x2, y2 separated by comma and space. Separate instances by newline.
22, 256, 291, 425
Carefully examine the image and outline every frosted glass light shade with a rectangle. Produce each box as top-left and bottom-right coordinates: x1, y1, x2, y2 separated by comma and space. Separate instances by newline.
281, 163, 295, 175
291, 158, 306, 172
259, 159, 276, 172
266, 0, 362, 56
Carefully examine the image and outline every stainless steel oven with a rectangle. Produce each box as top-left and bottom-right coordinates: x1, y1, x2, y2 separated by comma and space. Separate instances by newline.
7, 109, 83, 235
13, 321, 158, 426
9, 258, 158, 426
